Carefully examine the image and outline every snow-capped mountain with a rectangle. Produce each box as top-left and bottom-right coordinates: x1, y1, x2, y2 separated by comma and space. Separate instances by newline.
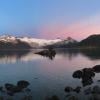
0, 35, 62, 47
0, 35, 77, 49
44, 37, 78, 48
18, 37, 62, 47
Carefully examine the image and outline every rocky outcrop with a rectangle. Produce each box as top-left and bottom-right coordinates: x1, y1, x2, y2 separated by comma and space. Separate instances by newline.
35, 49, 56, 60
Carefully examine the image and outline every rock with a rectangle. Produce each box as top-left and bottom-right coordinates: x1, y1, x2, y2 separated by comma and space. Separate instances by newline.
82, 77, 93, 87
25, 88, 31, 92
50, 95, 59, 100
68, 96, 78, 100
73, 86, 81, 93
84, 87, 92, 95
5, 83, 15, 91
0, 86, 5, 93
81, 68, 95, 86
22, 95, 32, 100
89, 94, 100, 100
45, 95, 59, 100
82, 68, 95, 78
65, 86, 73, 93
35, 49, 56, 60
5, 83, 22, 96
6, 97, 13, 100
72, 70, 82, 79
0, 96, 4, 100
73, 68, 95, 87
97, 80, 100, 82
92, 85, 100, 94
17, 80, 30, 89
92, 65, 100, 73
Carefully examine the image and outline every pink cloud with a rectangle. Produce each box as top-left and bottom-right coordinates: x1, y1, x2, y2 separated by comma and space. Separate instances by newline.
39, 14, 100, 41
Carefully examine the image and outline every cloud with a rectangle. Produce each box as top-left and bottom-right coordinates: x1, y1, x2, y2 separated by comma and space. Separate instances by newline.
38, 13, 100, 40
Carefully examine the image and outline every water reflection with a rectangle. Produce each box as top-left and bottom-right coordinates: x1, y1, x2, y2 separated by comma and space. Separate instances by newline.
0, 49, 100, 100
79, 48, 100, 60
56, 48, 100, 60
0, 50, 43, 64
0, 48, 100, 64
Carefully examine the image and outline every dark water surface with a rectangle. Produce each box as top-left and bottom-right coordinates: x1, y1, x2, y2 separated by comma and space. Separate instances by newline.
0, 49, 100, 100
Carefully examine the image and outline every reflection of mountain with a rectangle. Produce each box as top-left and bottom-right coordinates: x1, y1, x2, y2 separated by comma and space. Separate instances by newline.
55, 48, 100, 60
79, 49, 100, 60
1, 48, 100, 64
0, 50, 42, 64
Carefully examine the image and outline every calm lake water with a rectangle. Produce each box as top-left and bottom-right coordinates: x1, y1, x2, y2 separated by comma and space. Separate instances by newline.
0, 49, 100, 100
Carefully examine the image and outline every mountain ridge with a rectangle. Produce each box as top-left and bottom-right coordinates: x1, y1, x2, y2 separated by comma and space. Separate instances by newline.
0, 34, 99, 49
0, 35, 76, 49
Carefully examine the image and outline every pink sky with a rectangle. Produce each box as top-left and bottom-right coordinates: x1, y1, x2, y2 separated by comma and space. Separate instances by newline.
38, 14, 100, 41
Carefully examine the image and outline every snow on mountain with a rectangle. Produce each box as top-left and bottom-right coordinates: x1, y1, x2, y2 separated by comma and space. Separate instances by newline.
18, 37, 62, 47
0, 35, 62, 47
0, 35, 17, 43
0, 35, 76, 48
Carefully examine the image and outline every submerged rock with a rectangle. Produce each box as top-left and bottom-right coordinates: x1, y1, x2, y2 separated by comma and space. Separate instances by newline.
65, 86, 81, 94
64, 86, 73, 93
73, 86, 81, 93
4, 80, 30, 96
17, 80, 30, 89
0, 86, 4, 93
97, 80, 100, 82
89, 94, 100, 100
84, 87, 92, 95
22, 95, 32, 100
45, 95, 59, 100
92, 85, 100, 94
68, 96, 78, 100
5, 83, 22, 93
50, 95, 59, 100
0, 96, 4, 100
5, 83, 15, 91
6, 97, 13, 100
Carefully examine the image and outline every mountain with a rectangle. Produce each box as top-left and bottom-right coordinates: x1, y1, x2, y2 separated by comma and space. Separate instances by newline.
79, 34, 100, 47
0, 35, 31, 49
18, 36, 62, 48
45, 34, 100, 48
44, 37, 78, 48
0, 35, 62, 49
4, 34, 100, 49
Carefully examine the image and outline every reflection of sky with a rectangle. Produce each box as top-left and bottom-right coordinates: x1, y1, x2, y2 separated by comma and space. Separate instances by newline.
1, 50, 100, 64
0, 0, 100, 40
0, 50, 100, 99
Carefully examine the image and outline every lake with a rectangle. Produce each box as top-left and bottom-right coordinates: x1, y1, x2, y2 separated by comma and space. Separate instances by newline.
0, 49, 100, 100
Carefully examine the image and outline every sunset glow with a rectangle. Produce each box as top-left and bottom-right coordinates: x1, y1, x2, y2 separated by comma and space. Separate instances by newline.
38, 14, 100, 41
0, 0, 100, 40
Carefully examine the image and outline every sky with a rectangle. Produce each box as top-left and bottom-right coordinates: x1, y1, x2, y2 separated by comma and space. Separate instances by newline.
0, 0, 100, 40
